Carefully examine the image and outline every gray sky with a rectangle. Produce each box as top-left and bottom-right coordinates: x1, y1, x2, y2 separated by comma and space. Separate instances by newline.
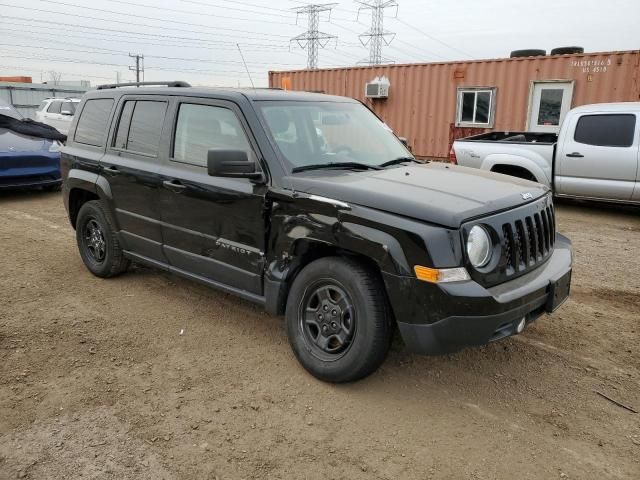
1, 0, 638, 87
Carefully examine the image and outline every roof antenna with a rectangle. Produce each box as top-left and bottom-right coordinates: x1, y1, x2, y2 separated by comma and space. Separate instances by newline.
236, 43, 255, 90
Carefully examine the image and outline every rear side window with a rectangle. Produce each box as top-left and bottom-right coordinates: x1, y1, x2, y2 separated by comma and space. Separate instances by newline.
47, 100, 62, 114
173, 103, 251, 167
574, 114, 636, 147
113, 101, 135, 150
119, 100, 167, 156
74, 99, 114, 147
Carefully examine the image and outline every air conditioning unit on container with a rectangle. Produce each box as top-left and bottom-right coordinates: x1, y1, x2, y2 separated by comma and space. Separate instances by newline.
365, 76, 390, 99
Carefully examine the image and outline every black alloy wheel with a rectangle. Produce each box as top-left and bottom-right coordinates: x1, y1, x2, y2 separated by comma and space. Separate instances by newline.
83, 218, 107, 263
75, 200, 130, 278
299, 281, 356, 361
285, 257, 392, 383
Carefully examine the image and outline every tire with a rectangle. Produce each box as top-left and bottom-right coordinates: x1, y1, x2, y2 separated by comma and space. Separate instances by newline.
510, 49, 546, 58
550, 46, 584, 56
76, 200, 130, 278
285, 257, 391, 383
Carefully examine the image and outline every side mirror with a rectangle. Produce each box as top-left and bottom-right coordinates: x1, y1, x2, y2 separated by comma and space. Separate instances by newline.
207, 149, 263, 180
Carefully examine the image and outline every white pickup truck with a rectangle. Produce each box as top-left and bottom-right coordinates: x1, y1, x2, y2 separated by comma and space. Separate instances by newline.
451, 102, 640, 204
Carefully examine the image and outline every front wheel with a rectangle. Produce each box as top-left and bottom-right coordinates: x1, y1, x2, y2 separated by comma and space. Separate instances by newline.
285, 257, 391, 383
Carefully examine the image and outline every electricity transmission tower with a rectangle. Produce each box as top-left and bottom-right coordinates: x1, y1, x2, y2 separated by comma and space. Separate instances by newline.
128, 53, 144, 83
356, 0, 398, 65
291, 3, 338, 69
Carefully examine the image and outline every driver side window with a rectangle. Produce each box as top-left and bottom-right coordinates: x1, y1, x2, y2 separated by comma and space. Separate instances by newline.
173, 103, 252, 167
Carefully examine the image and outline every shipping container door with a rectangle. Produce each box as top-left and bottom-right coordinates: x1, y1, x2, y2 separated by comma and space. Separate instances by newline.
527, 81, 574, 133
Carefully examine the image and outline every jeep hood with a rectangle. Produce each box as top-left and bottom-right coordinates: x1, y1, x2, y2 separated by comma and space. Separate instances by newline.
289, 162, 549, 228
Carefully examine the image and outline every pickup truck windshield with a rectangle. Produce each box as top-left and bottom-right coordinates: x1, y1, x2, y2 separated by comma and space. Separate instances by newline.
258, 101, 412, 172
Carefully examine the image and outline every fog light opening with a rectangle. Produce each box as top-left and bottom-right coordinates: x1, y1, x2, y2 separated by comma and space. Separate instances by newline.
516, 317, 526, 333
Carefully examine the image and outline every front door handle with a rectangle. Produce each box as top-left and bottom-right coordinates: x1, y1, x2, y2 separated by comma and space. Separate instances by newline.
103, 166, 120, 176
163, 179, 187, 193
566, 152, 584, 158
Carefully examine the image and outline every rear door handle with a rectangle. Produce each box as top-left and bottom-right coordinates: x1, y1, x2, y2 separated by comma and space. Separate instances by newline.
103, 166, 120, 176
566, 152, 584, 158
163, 179, 187, 193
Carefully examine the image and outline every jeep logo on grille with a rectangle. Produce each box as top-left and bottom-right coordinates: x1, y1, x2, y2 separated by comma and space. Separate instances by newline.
521, 192, 533, 200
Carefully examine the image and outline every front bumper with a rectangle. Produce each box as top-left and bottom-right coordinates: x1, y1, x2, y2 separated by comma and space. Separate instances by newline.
385, 233, 573, 354
0, 175, 62, 189
0, 152, 61, 189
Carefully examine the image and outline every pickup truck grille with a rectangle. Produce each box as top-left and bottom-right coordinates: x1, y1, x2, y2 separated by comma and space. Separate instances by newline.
502, 204, 555, 274
463, 194, 555, 287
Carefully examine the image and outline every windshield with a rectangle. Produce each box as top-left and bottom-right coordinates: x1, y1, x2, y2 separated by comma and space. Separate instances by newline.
0, 99, 23, 120
258, 101, 412, 172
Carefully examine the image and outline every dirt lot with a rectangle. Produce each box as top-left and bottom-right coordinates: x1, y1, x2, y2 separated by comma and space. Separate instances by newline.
0, 191, 638, 480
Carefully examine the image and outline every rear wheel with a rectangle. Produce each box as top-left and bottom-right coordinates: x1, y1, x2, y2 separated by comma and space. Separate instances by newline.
285, 257, 391, 383
76, 200, 129, 278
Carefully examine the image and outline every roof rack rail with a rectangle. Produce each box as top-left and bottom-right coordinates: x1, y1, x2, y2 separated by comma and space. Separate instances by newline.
96, 81, 191, 90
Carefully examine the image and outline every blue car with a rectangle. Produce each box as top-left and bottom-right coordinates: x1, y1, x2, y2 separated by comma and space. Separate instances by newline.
0, 100, 62, 191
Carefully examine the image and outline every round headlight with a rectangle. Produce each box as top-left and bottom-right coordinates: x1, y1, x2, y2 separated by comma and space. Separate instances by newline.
467, 225, 492, 268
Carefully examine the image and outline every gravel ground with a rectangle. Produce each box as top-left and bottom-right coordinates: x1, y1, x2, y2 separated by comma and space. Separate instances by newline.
0, 191, 638, 480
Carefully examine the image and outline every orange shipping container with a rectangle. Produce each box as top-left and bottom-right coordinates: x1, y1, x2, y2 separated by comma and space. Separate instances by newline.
269, 50, 640, 159
0, 76, 32, 83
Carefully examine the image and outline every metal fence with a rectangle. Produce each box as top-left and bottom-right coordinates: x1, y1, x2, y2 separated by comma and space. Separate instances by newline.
0, 82, 90, 119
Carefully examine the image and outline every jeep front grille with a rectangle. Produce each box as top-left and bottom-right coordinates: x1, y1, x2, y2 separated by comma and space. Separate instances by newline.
502, 204, 555, 274
463, 194, 556, 287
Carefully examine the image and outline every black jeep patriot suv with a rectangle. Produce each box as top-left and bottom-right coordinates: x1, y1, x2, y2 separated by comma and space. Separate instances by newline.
61, 82, 573, 382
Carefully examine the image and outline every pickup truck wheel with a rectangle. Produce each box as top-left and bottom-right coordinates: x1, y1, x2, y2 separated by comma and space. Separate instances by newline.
285, 257, 391, 383
76, 200, 130, 278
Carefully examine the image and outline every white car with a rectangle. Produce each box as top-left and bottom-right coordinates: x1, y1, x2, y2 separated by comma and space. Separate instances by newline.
34, 98, 81, 135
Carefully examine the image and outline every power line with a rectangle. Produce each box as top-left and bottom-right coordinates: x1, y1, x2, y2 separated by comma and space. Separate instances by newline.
356, 0, 398, 65
1, 2, 292, 42
182, 0, 356, 22
109, 0, 296, 26
0, 20, 298, 52
287, 0, 360, 17
0, 64, 117, 82
181, 0, 293, 18
291, 3, 338, 69
393, 17, 475, 59
0, 40, 304, 67
0, 20, 363, 68
0, 53, 264, 78
327, 19, 423, 62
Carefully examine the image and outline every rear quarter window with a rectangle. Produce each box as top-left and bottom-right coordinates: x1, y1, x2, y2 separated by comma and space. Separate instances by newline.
74, 99, 115, 147
574, 114, 636, 147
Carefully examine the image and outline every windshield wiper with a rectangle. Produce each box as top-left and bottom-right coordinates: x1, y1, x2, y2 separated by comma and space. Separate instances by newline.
291, 162, 383, 173
378, 156, 420, 168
